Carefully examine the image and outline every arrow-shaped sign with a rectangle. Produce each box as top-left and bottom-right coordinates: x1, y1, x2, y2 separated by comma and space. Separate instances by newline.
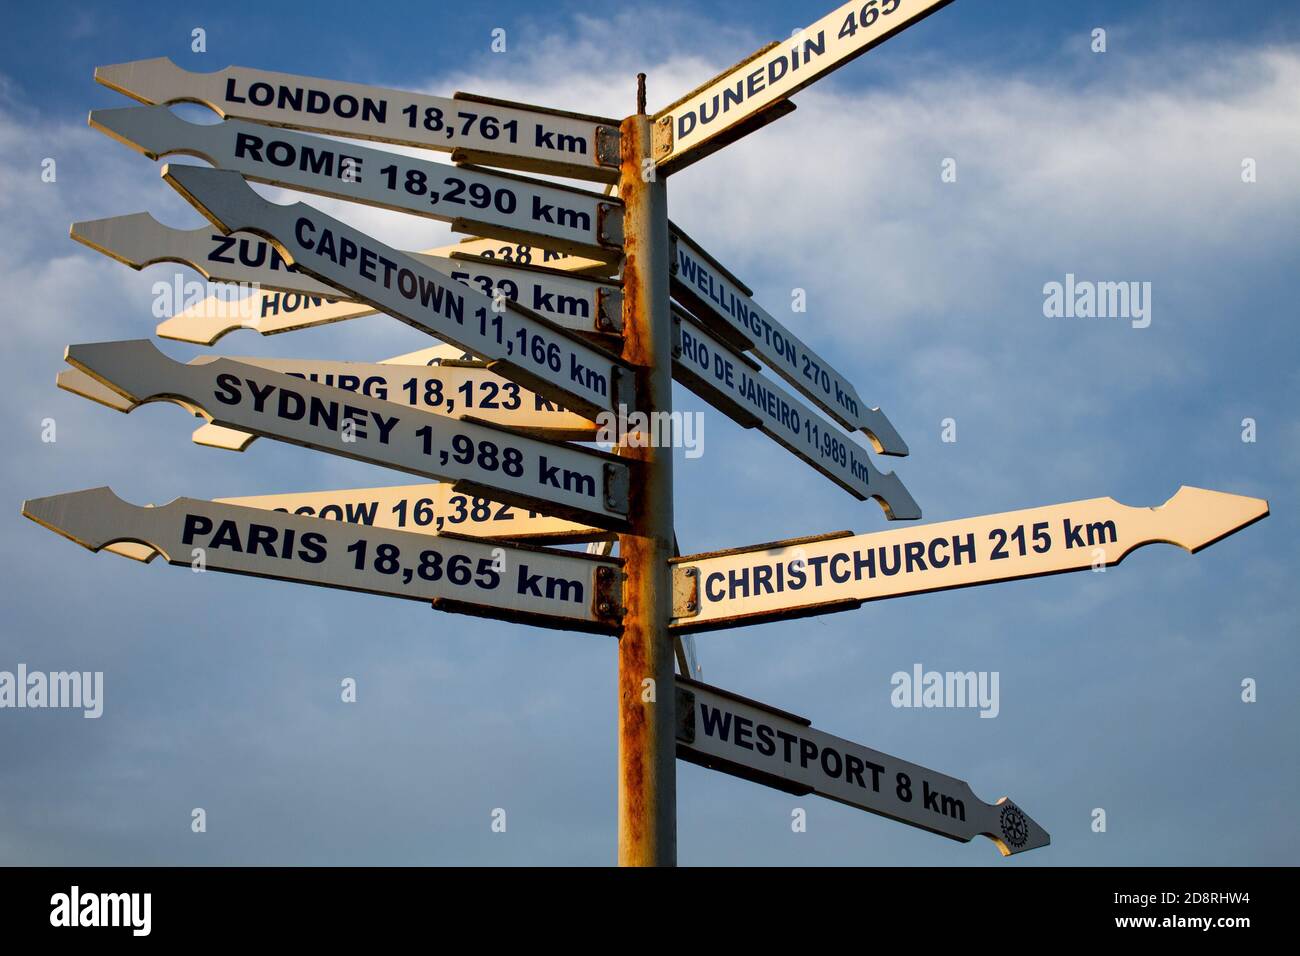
60, 352, 595, 441
161, 165, 633, 421
676, 677, 1048, 855
671, 487, 1269, 631
60, 345, 479, 449
22, 488, 623, 633
73, 214, 624, 340
654, 0, 956, 174
672, 308, 918, 518
96, 57, 622, 182
66, 340, 631, 530
91, 106, 623, 259
671, 226, 905, 455
100, 482, 612, 562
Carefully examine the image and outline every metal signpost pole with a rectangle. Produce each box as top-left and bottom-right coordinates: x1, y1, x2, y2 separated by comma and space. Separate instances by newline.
616, 76, 677, 867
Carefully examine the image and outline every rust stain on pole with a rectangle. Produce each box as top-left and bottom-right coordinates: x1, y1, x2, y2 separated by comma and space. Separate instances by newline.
616, 90, 676, 866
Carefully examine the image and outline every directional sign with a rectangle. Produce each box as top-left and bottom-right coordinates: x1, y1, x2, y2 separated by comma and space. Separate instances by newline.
150, 238, 618, 345
672, 308, 918, 519
671, 226, 905, 454
101, 483, 611, 562
60, 345, 476, 450
91, 106, 624, 259
23, 488, 623, 633
96, 57, 622, 182
654, 0, 956, 174
162, 165, 633, 421
676, 677, 1048, 855
73, 214, 623, 341
61, 352, 594, 442
67, 340, 631, 530
671, 487, 1269, 631
74, 213, 624, 343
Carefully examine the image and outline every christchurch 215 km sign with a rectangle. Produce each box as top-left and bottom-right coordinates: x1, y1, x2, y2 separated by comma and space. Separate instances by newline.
22, 0, 1268, 865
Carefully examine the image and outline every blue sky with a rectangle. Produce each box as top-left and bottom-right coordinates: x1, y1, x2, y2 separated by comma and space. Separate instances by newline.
1, 0, 1297, 865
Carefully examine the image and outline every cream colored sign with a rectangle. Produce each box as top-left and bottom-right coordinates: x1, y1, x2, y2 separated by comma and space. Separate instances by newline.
91, 106, 623, 259
671, 227, 905, 454
673, 309, 917, 519
654, 0, 955, 173
102, 483, 611, 562
23, 488, 623, 633
671, 487, 1269, 631
71, 214, 622, 343
96, 57, 621, 182
677, 677, 1048, 855
162, 166, 632, 420
61, 353, 594, 442
60, 345, 475, 450
66, 340, 630, 530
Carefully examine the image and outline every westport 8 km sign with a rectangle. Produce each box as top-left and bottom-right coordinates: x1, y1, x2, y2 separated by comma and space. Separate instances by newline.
21, 0, 1270, 867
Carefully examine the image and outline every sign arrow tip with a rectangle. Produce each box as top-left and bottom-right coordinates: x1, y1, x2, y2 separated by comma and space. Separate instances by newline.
1154, 485, 1269, 553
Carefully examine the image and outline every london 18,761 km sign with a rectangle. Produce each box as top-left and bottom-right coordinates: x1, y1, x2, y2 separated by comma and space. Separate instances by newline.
21, 0, 1269, 866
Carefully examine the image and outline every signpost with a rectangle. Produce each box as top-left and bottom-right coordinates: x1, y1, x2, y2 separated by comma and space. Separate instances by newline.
23, 488, 623, 633
65, 340, 630, 530
672, 307, 918, 517
676, 677, 1048, 855
161, 164, 632, 422
100, 483, 611, 562
23, 0, 1272, 866
91, 106, 624, 259
96, 57, 622, 182
671, 487, 1269, 632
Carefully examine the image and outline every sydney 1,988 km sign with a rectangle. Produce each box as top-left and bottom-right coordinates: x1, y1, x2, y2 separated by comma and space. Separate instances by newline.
19, 0, 1270, 867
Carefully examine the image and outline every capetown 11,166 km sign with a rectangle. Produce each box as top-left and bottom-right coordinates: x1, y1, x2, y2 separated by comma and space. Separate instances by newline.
161, 164, 632, 423
70, 214, 623, 340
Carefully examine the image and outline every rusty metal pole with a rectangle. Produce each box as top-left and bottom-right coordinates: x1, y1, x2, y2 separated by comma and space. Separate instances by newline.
615, 74, 676, 867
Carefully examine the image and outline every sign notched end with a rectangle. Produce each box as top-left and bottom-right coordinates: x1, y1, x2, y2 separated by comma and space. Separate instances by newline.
21, 487, 145, 554
161, 163, 269, 239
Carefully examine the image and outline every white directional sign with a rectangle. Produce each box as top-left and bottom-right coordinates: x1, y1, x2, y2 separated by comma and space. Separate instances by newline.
74, 214, 618, 342
154, 237, 617, 345
101, 483, 611, 562
676, 677, 1048, 855
671, 226, 905, 454
61, 345, 477, 450
23, 488, 623, 633
654, 0, 956, 173
96, 57, 622, 182
61, 353, 595, 441
671, 487, 1269, 631
162, 165, 633, 421
673, 309, 918, 519
91, 106, 624, 259
66, 340, 631, 530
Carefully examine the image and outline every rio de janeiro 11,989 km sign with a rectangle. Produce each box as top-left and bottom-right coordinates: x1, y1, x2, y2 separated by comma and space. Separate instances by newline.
22, 0, 1269, 865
